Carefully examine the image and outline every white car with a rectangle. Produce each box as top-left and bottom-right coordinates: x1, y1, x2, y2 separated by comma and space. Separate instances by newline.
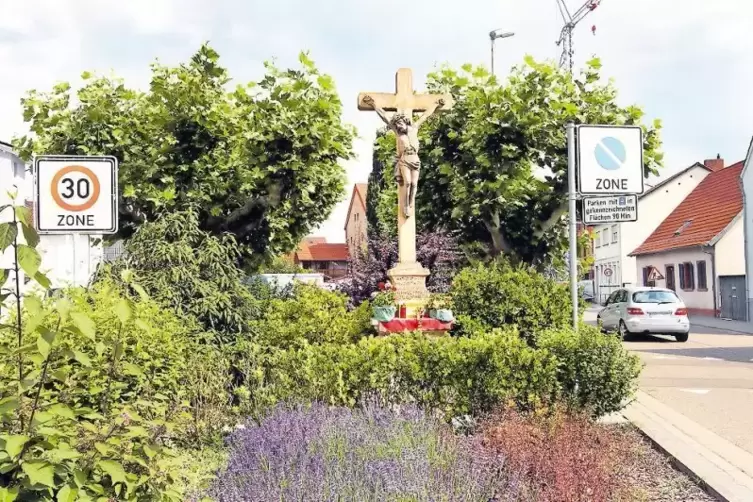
597, 286, 690, 342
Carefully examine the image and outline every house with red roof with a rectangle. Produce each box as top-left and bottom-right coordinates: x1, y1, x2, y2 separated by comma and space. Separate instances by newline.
344, 183, 368, 258
290, 239, 349, 280
629, 160, 746, 318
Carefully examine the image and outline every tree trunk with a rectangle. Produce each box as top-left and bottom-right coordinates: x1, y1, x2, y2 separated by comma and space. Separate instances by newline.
483, 213, 512, 256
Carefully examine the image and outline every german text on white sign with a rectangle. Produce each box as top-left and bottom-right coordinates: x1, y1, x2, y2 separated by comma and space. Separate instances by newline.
583, 195, 638, 224
577, 125, 645, 195
35, 155, 118, 234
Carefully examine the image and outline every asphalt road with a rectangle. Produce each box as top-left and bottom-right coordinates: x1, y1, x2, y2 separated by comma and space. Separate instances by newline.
584, 306, 753, 455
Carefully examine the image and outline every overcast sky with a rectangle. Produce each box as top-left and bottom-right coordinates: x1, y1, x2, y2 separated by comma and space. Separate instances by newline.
1, 0, 751, 242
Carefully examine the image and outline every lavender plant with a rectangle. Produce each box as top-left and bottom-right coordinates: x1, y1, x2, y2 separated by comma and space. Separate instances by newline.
207, 402, 523, 501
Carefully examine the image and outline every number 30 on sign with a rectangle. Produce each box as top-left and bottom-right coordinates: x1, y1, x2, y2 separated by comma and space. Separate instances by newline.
34, 156, 118, 234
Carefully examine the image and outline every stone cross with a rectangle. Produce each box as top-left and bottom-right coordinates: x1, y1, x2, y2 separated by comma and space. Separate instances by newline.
358, 68, 453, 310
357, 68, 453, 265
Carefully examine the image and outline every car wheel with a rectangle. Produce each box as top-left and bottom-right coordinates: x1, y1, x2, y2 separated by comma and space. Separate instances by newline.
597, 316, 605, 333
675, 332, 689, 343
618, 320, 631, 341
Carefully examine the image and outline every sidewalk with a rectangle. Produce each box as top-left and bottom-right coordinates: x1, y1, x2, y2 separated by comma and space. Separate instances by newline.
691, 315, 753, 335
624, 391, 753, 502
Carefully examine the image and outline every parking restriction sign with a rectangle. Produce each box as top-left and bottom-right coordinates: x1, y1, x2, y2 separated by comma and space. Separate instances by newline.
35, 155, 118, 234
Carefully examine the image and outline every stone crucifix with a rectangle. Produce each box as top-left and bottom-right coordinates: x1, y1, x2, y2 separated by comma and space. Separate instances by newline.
358, 68, 453, 267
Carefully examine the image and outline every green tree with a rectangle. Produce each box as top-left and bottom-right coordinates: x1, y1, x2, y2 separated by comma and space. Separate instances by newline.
14, 44, 355, 267
369, 56, 663, 264
365, 129, 398, 240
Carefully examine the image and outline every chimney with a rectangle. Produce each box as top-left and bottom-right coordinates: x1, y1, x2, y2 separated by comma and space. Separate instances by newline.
703, 155, 724, 172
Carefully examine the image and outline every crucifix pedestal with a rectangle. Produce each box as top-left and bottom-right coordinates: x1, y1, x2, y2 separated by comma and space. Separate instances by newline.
358, 68, 453, 317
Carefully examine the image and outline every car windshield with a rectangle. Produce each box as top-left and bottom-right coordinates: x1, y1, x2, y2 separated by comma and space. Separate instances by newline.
632, 290, 679, 304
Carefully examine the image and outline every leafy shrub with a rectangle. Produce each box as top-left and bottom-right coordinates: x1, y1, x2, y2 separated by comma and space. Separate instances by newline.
257, 255, 311, 274
207, 402, 521, 501
101, 210, 260, 338
539, 325, 643, 417
232, 329, 559, 420
0, 288, 186, 500
250, 283, 372, 347
481, 406, 634, 502
450, 259, 580, 344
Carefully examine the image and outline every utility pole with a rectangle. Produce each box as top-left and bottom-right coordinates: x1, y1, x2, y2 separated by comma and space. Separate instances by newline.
555, 0, 601, 73
489, 29, 514, 75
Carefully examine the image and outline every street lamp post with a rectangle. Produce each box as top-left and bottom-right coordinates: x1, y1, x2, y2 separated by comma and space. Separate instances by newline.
489, 29, 514, 75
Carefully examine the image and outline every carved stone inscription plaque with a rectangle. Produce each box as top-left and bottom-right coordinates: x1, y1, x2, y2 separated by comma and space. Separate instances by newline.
391, 275, 429, 302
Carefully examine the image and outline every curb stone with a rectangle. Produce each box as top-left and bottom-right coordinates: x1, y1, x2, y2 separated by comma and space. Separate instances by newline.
622, 391, 753, 502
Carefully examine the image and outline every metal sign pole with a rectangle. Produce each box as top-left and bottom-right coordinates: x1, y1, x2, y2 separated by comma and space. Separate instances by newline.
567, 123, 579, 331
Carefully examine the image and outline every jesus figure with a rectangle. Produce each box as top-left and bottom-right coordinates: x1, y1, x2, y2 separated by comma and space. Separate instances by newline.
363, 94, 444, 218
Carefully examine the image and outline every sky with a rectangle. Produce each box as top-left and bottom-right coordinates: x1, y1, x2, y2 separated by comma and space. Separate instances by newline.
1, 0, 751, 243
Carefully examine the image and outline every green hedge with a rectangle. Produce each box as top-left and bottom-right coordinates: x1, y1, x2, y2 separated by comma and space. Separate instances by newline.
233, 329, 560, 420
249, 283, 372, 347
539, 325, 643, 417
232, 325, 640, 420
450, 260, 584, 344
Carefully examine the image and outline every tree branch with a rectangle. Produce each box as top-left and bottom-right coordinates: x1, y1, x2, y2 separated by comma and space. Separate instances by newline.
533, 201, 568, 239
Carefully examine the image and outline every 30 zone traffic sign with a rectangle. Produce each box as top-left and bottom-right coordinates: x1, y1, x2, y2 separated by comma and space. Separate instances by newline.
35, 155, 118, 234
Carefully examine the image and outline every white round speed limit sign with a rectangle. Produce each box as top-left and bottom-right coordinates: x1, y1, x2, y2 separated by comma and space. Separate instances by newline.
34, 155, 118, 234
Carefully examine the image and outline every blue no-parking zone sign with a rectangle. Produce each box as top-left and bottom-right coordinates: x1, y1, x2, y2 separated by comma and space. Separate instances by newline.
577, 125, 644, 195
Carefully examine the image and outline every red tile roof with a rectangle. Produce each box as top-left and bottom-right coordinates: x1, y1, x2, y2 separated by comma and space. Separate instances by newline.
300, 243, 349, 262
630, 161, 744, 256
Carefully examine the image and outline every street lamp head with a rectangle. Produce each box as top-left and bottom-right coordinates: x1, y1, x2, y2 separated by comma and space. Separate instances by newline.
490, 30, 515, 40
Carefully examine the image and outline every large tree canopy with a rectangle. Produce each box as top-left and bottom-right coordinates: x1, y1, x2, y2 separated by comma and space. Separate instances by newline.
14, 44, 355, 267
367, 56, 663, 265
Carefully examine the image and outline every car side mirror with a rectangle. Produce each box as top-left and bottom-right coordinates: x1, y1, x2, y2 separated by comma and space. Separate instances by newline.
601, 301, 608, 307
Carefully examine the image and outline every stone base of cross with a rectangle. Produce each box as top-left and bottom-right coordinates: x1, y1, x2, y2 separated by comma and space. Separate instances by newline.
358, 68, 453, 317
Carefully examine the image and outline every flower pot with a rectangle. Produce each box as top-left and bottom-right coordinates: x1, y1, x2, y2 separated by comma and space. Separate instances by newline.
430, 309, 454, 323
373, 306, 396, 322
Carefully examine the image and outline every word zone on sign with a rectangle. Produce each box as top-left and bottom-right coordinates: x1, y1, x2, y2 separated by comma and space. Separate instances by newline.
34, 156, 118, 234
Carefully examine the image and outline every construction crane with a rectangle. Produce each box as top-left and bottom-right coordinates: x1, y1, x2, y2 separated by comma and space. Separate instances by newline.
555, 0, 601, 73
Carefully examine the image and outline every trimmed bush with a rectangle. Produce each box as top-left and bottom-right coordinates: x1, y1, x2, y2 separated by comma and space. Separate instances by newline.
450, 259, 582, 344
232, 329, 560, 420
250, 283, 372, 347
207, 402, 521, 501
539, 325, 643, 417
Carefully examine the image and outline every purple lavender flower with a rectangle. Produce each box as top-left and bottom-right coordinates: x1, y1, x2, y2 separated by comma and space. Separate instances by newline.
207, 402, 521, 501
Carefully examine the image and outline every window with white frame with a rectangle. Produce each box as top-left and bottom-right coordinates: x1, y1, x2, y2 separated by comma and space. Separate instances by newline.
611, 225, 618, 244
595, 230, 601, 248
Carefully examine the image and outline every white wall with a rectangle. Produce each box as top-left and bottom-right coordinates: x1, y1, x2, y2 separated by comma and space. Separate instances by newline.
635, 248, 714, 311
592, 165, 710, 302
716, 215, 745, 278
742, 143, 753, 321
38, 235, 103, 289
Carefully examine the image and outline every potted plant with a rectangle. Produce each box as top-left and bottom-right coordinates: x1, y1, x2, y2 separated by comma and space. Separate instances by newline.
372, 290, 397, 322
427, 293, 454, 323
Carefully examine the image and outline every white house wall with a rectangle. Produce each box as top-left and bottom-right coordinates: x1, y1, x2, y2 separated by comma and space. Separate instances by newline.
716, 216, 745, 278
635, 248, 715, 313
743, 142, 753, 321
592, 165, 709, 302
